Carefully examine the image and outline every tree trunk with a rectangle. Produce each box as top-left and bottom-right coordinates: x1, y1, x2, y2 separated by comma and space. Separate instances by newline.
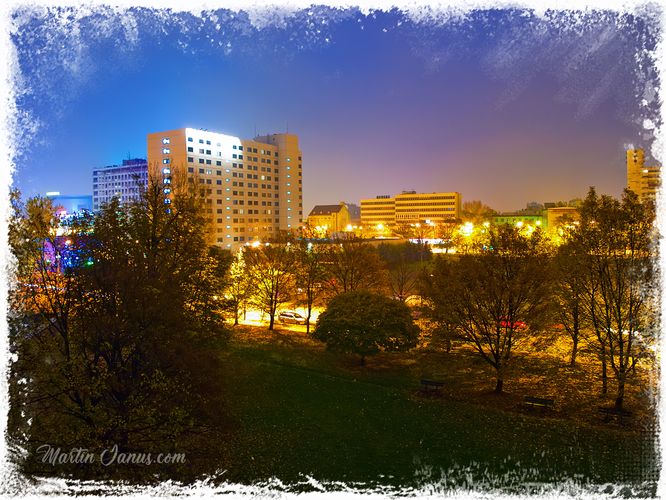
601, 352, 608, 395
360, 355, 365, 366
615, 377, 625, 410
494, 377, 503, 393
570, 336, 578, 366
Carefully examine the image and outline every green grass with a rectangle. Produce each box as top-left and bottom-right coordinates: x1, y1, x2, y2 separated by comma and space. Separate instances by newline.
216, 333, 658, 493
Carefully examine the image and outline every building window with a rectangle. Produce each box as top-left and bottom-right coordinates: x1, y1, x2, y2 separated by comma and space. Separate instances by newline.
162, 159, 170, 164
206, 150, 211, 155
162, 148, 170, 154
188, 147, 194, 152
188, 137, 193, 142
188, 157, 194, 163
162, 167, 171, 174
199, 159, 204, 164
162, 138, 170, 144
199, 139, 204, 144
206, 140, 211, 145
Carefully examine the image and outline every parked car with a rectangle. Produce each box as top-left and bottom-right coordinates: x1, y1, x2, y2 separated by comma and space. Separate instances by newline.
278, 311, 307, 324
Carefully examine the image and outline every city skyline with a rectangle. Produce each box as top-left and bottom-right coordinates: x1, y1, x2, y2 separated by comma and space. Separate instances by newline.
12, 7, 661, 213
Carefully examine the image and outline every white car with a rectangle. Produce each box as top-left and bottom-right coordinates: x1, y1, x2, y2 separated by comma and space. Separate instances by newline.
278, 311, 307, 324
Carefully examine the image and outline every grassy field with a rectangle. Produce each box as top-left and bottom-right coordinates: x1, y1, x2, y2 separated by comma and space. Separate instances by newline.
215, 325, 658, 493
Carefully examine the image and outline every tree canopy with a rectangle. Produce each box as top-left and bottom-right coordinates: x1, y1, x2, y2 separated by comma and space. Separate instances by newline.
313, 290, 419, 364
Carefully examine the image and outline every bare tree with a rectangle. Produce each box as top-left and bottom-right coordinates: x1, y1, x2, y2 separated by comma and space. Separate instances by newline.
244, 244, 295, 330
568, 188, 657, 409
424, 226, 553, 393
294, 241, 328, 334
323, 237, 386, 296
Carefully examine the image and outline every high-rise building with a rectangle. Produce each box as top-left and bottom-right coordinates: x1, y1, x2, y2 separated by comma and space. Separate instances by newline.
147, 128, 302, 249
627, 148, 660, 202
92, 158, 148, 211
360, 191, 461, 228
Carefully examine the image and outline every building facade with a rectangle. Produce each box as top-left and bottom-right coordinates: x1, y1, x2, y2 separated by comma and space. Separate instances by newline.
307, 202, 352, 235
360, 191, 461, 228
627, 148, 660, 202
147, 128, 302, 249
492, 213, 546, 228
92, 158, 148, 211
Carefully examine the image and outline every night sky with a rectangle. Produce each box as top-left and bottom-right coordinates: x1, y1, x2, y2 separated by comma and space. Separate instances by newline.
11, 6, 661, 213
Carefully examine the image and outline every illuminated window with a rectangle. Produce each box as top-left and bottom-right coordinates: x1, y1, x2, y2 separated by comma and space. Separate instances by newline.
162, 159, 170, 164
162, 138, 170, 144
162, 148, 170, 154
162, 168, 171, 174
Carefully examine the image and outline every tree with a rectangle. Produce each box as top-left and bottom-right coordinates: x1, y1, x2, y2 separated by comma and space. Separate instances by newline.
294, 241, 328, 334
9, 180, 229, 479
224, 250, 253, 325
566, 188, 657, 409
554, 242, 589, 366
313, 291, 419, 365
377, 242, 429, 301
461, 200, 496, 224
323, 237, 386, 296
243, 244, 295, 330
424, 226, 553, 393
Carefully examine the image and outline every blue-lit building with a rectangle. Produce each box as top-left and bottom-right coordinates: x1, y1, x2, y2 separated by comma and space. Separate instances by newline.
92, 158, 148, 211
45, 192, 93, 214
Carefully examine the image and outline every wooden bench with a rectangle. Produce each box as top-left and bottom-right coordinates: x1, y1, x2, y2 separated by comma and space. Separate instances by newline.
523, 396, 555, 410
598, 406, 633, 423
420, 379, 444, 393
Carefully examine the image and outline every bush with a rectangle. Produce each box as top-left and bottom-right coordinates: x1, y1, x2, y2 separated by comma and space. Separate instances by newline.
313, 291, 419, 364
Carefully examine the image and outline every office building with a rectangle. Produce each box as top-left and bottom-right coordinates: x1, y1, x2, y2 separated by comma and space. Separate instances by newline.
147, 128, 302, 249
627, 148, 660, 202
92, 158, 148, 211
360, 191, 461, 228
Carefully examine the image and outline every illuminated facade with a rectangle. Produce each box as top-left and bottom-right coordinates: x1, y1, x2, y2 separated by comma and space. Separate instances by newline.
147, 128, 302, 249
627, 148, 660, 202
45, 192, 93, 214
360, 191, 461, 227
307, 202, 352, 235
92, 158, 148, 211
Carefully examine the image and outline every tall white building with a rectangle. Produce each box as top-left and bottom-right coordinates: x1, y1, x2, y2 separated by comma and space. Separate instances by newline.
147, 128, 303, 249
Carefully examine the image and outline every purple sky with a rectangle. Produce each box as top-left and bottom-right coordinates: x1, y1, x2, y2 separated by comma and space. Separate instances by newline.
12, 7, 661, 213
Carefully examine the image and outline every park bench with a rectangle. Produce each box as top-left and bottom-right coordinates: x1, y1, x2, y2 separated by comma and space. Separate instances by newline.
420, 379, 445, 393
523, 396, 555, 410
598, 406, 633, 424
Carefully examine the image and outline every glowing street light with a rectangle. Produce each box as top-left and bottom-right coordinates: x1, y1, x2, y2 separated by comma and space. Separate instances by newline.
461, 222, 474, 237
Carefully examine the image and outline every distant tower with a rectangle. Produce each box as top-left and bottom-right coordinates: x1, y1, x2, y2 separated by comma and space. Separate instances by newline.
626, 148, 660, 202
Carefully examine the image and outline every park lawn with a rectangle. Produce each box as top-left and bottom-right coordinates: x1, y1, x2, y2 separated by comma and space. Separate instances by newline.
216, 326, 658, 493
